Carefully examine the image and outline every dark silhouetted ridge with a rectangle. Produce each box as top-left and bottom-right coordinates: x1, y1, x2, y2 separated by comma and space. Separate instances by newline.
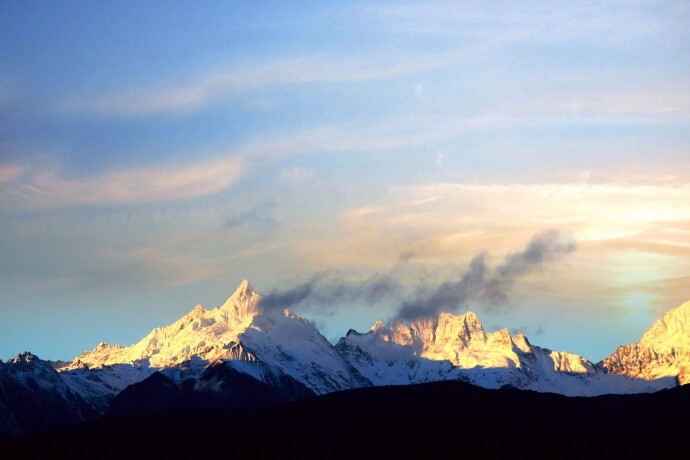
3, 380, 688, 458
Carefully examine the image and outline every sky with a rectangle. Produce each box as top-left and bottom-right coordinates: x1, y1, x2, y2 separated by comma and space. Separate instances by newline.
1, 1, 688, 363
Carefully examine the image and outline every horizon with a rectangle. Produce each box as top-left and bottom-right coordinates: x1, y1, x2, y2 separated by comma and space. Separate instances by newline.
1, 1, 688, 363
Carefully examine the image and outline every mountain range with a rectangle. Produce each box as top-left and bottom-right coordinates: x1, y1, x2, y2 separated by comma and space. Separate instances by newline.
1, 279, 688, 438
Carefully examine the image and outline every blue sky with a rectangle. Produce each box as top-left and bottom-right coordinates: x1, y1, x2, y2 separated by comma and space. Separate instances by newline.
1, 1, 689, 362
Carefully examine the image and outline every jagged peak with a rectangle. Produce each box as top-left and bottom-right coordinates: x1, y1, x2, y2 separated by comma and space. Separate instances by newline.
462, 311, 483, 328
91, 342, 122, 351
281, 308, 307, 321
464, 311, 479, 321
346, 328, 363, 337
371, 320, 385, 332
370, 311, 488, 337
432, 311, 485, 340
9, 351, 39, 363
435, 310, 482, 326
513, 332, 532, 353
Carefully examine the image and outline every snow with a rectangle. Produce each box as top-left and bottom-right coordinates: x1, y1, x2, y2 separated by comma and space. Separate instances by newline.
336, 310, 675, 396
56, 279, 369, 405
13, 280, 681, 411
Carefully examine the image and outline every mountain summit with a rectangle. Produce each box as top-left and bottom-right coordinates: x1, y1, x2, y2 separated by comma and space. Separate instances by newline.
54, 284, 690, 403
57, 280, 369, 411
2, 280, 688, 438
603, 300, 690, 385
220, 279, 262, 319
335, 310, 658, 395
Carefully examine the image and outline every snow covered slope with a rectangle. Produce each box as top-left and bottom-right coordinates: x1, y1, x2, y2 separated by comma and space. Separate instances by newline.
336, 312, 672, 395
58, 280, 369, 408
602, 300, 690, 385
0, 353, 95, 437
3, 279, 686, 435
67, 280, 263, 369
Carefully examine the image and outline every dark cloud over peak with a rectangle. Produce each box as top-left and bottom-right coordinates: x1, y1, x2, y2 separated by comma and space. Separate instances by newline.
258, 230, 576, 321
397, 229, 576, 320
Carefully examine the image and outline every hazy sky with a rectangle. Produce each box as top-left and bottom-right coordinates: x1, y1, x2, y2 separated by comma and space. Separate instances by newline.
1, 1, 688, 362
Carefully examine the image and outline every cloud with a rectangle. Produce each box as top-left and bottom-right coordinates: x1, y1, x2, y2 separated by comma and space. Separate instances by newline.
398, 251, 415, 262
224, 200, 279, 232
259, 271, 401, 313
0, 164, 23, 183
396, 229, 576, 320
237, 116, 503, 162
384, 182, 690, 252
293, 178, 688, 316
0, 156, 243, 211
279, 167, 313, 186
482, 229, 576, 304
257, 230, 575, 319
65, 50, 472, 116
364, 1, 679, 44
62, 246, 219, 293
0, 117, 493, 213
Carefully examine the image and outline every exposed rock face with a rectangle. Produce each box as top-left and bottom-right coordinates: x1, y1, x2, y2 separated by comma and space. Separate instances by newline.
602, 300, 690, 385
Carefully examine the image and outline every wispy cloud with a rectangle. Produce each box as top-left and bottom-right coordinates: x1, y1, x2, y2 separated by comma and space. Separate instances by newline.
64, 49, 474, 116
364, 182, 690, 263
293, 178, 689, 312
0, 156, 243, 211
224, 200, 279, 233
387, 182, 690, 237
68, 246, 220, 292
0, 164, 23, 183
363, 1, 682, 43
284, 177, 690, 299
279, 167, 313, 186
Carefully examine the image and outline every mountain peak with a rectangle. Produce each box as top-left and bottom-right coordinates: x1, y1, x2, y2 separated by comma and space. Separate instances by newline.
9, 351, 39, 363
371, 320, 385, 332
220, 279, 262, 320
639, 299, 690, 350
234, 279, 254, 296
665, 299, 690, 323
602, 298, 690, 385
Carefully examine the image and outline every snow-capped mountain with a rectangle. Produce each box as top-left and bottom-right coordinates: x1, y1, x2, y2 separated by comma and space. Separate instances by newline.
335, 311, 670, 396
57, 280, 369, 411
1, 280, 688, 438
0, 352, 95, 437
66, 280, 263, 368
603, 300, 690, 385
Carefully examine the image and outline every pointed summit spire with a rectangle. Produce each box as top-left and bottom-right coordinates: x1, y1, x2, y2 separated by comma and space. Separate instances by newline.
233, 279, 254, 297
220, 279, 262, 319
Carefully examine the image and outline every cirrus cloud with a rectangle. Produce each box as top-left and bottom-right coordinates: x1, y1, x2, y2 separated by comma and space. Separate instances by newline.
0, 156, 244, 211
